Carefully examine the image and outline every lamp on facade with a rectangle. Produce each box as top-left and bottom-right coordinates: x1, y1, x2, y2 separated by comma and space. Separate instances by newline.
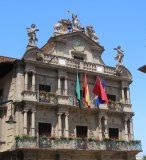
0, 100, 16, 124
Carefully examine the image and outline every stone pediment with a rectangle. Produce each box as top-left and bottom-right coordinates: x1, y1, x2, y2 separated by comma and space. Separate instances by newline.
23, 31, 105, 65
42, 31, 104, 55
22, 32, 132, 81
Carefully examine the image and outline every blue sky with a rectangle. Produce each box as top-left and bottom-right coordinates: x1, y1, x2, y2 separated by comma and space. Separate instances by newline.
0, 0, 146, 157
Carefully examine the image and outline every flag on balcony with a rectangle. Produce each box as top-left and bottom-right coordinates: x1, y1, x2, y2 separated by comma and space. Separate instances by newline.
76, 71, 81, 105
83, 73, 91, 108
95, 80, 107, 107
92, 77, 108, 106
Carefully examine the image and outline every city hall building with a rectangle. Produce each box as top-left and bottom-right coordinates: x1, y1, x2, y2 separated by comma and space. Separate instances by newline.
0, 14, 142, 160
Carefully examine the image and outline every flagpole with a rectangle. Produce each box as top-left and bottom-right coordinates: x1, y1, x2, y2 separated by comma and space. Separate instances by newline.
75, 60, 81, 108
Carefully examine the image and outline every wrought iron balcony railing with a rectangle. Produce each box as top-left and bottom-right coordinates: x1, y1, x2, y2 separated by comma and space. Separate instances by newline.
37, 91, 132, 112
38, 91, 57, 104
15, 137, 142, 152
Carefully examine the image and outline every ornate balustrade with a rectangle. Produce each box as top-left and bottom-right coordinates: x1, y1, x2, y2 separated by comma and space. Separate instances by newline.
15, 137, 142, 152
108, 101, 132, 112
38, 91, 57, 104
38, 91, 131, 112
104, 66, 116, 75
38, 54, 117, 76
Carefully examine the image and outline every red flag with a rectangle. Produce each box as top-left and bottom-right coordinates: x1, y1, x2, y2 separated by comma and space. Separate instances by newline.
92, 77, 108, 104
83, 74, 91, 108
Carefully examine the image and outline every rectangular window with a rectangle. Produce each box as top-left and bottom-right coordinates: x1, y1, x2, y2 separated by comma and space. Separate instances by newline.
76, 126, 87, 138
0, 89, 3, 102
60, 77, 65, 95
39, 84, 51, 92
74, 55, 84, 61
28, 72, 32, 90
39, 84, 51, 103
38, 123, 51, 137
107, 94, 116, 101
27, 111, 32, 135
109, 128, 119, 139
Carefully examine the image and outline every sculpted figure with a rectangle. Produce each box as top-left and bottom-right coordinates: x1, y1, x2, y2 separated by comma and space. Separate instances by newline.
27, 24, 39, 46
61, 19, 72, 32
54, 19, 72, 34
114, 46, 124, 64
54, 21, 63, 32
72, 13, 79, 28
68, 10, 81, 31
86, 25, 98, 42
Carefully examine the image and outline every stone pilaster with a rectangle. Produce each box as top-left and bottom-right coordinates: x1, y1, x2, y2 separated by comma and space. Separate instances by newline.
64, 77, 68, 95
32, 72, 35, 92
58, 77, 61, 95
31, 110, 36, 136
24, 72, 28, 91
121, 88, 125, 103
23, 110, 28, 134
104, 117, 109, 139
124, 119, 128, 141
127, 88, 130, 104
65, 113, 69, 138
57, 112, 62, 137
130, 119, 134, 140
98, 117, 102, 140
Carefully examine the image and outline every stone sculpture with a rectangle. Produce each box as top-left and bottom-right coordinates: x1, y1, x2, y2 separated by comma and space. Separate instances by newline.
114, 46, 124, 65
26, 24, 39, 46
86, 25, 98, 42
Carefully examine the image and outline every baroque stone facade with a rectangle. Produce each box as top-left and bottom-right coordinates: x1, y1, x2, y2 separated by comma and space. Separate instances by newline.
0, 18, 142, 160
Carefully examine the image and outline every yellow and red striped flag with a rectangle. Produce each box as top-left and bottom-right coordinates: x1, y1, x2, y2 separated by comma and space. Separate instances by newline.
83, 73, 91, 108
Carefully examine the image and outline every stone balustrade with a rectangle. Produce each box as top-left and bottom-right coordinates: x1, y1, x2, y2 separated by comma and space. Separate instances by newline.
15, 137, 142, 151
108, 101, 132, 112
38, 54, 117, 76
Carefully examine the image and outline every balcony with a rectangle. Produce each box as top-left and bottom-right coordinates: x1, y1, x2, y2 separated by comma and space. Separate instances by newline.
37, 92, 132, 113
15, 137, 142, 152
108, 101, 132, 112
38, 91, 57, 104
37, 54, 116, 76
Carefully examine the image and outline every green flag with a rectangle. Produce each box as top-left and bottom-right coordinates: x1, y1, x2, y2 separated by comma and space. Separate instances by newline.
76, 72, 81, 102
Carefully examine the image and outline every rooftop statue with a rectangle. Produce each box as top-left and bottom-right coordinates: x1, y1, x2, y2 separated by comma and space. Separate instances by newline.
72, 13, 79, 29
26, 24, 39, 46
67, 11, 84, 32
114, 46, 124, 65
86, 25, 98, 42
54, 19, 72, 35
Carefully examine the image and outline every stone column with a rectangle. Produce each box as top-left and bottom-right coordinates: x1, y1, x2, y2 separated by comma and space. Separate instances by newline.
16, 69, 23, 101
23, 110, 28, 134
64, 77, 68, 95
127, 88, 130, 104
32, 72, 35, 92
58, 77, 61, 95
129, 119, 134, 140
24, 72, 28, 90
58, 113, 62, 137
124, 119, 128, 141
65, 113, 69, 138
121, 88, 125, 103
31, 111, 36, 136
104, 117, 109, 139
98, 117, 102, 140
15, 105, 19, 135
